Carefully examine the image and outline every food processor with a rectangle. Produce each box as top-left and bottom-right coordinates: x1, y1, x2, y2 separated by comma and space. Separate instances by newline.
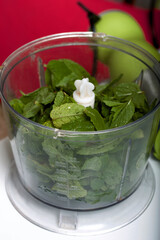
0, 32, 160, 239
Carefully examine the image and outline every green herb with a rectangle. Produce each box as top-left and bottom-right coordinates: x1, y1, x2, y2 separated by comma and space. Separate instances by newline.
50, 103, 85, 128
10, 98, 24, 114
9, 58, 155, 206
84, 107, 106, 130
154, 129, 160, 160
45, 59, 98, 92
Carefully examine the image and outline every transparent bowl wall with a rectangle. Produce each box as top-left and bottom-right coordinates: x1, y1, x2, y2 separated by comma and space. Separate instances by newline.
1, 32, 160, 210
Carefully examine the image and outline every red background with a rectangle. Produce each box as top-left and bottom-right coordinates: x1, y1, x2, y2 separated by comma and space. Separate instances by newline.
0, 0, 159, 65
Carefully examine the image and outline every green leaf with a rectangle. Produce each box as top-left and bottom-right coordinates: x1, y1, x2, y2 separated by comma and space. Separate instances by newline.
84, 107, 106, 130
23, 101, 42, 118
85, 190, 104, 204
43, 120, 54, 128
50, 103, 85, 128
34, 87, 55, 105
106, 73, 123, 89
53, 91, 72, 108
53, 91, 65, 107
45, 68, 52, 86
94, 82, 108, 94
46, 59, 98, 90
94, 74, 123, 95
90, 178, 104, 191
52, 180, 87, 199
20, 87, 55, 108
81, 156, 102, 171
103, 160, 122, 189
67, 180, 87, 199
101, 103, 110, 119
39, 90, 55, 105
47, 59, 72, 89
9, 98, 24, 114
20, 88, 43, 104
154, 129, 160, 160
61, 116, 95, 131
113, 82, 140, 98
110, 100, 135, 128
36, 106, 52, 124
77, 137, 121, 155
63, 59, 98, 86
103, 100, 122, 107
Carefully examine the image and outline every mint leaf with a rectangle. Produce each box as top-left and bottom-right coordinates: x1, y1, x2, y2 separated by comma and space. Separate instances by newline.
20, 87, 55, 118
103, 100, 122, 107
94, 74, 123, 95
9, 98, 24, 114
84, 107, 106, 130
110, 100, 135, 128
67, 180, 87, 199
77, 138, 122, 155
23, 101, 42, 118
50, 103, 85, 128
90, 178, 104, 191
125, 91, 149, 111
20, 88, 44, 104
85, 190, 105, 204
103, 160, 122, 189
61, 117, 95, 131
64, 59, 98, 86
53, 91, 73, 107
36, 106, 52, 124
113, 82, 140, 98
154, 129, 160, 160
52, 180, 87, 199
45, 68, 52, 86
94, 82, 109, 94
47, 60, 72, 89
46, 59, 98, 90
43, 120, 54, 128
53, 91, 65, 107
39, 89, 55, 105
82, 156, 102, 171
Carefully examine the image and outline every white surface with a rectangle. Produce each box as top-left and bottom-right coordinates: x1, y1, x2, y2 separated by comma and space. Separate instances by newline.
0, 137, 160, 240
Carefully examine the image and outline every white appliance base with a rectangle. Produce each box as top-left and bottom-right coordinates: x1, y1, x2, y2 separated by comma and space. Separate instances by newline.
1, 138, 160, 240
5, 162, 155, 236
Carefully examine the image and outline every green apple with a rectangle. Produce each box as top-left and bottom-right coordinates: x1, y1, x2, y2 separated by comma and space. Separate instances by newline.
95, 10, 145, 40
129, 39, 160, 61
95, 10, 145, 63
108, 39, 160, 83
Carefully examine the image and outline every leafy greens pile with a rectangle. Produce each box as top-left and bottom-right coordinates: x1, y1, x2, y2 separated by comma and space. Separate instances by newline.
9, 59, 154, 207
10, 59, 151, 131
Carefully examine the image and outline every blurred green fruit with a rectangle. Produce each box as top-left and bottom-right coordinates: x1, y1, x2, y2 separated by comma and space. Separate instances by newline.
130, 39, 160, 61
95, 10, 145, 63
108, 39, 160, 82
95, 10, 145, 40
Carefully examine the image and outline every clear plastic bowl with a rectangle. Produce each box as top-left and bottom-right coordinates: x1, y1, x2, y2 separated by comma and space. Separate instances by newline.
0, 32, 160, 210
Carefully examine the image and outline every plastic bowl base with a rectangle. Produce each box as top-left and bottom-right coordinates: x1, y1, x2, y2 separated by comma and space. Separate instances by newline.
5, 163, 155, 236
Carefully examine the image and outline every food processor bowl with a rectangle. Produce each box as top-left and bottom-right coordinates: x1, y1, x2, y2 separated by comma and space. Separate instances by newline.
0, 32, 160, 210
